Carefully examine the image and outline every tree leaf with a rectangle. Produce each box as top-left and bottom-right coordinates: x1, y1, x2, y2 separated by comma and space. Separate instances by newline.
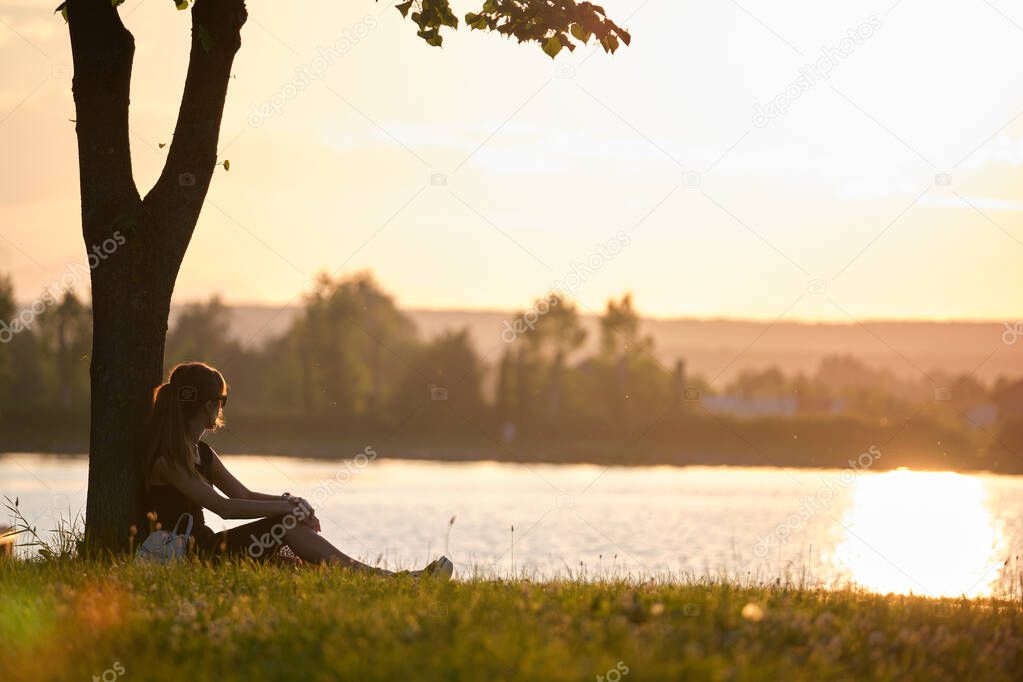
175, 0, 189, 10
542, 35, 562, 59
223, 159, 230, 172
465, 12, 487, 30
395, 1, 413, 18
417, 28, 443, 47
570, 23, 590, 44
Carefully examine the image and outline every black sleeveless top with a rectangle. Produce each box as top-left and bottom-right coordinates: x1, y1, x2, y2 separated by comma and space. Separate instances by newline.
138, 441, 217, 546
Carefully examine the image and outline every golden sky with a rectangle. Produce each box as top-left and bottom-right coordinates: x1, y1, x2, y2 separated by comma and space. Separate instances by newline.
2, 0, 1023, 321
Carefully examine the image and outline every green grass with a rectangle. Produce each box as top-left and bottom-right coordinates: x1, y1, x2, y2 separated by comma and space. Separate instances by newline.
1, 561, 1021, 682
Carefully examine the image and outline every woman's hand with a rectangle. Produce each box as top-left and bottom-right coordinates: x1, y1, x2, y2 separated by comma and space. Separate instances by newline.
284, 494, 321, 532
302, 513, 321, 533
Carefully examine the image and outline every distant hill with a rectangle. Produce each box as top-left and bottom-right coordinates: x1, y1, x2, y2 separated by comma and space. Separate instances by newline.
170, 303, 1023, 385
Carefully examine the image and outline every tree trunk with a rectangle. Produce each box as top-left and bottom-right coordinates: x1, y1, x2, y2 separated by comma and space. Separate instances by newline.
86, 258, 175, 551
68, 0, 246, 552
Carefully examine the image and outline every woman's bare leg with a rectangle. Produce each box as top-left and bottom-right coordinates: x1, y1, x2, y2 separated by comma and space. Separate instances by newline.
282, 524, 393, 575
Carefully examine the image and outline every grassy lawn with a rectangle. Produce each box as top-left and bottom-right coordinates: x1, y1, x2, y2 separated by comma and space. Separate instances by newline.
1, 561, 1021, 681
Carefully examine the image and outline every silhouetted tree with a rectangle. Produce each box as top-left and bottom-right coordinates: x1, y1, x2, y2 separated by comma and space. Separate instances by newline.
287, 273, 415, 418
495, 348, 515, 428
393, 328, 484, 428
498, 293, 587, 432
586, 293, 669, 434
165, 296, 238, 366
525, 293, 586, 418
0, 274, 14, 406
599, 293, 641, 426
514, 344, 537, 431
0, 277, 46, 411
34, 292, 92, 410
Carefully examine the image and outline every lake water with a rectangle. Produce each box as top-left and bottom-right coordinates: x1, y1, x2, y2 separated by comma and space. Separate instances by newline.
3, 453, 1021, 598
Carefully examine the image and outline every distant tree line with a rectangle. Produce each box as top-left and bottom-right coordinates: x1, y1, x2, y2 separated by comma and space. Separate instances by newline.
2, 270, 1022, 471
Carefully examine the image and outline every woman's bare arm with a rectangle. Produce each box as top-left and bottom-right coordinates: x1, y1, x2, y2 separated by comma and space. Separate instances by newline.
207, 450, 284, 501
205, 449, 321, 531
156, 458, 295, 520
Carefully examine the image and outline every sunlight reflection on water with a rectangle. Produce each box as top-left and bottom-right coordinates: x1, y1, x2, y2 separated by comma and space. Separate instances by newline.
828, 470, 1008, 598
2, 454, 1020, 596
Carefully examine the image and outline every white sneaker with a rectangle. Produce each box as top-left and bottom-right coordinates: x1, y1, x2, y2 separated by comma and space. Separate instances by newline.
424, 555, 454, 580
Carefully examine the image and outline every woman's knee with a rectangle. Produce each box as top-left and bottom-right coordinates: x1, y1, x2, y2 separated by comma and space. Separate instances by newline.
282, 519, 316, 541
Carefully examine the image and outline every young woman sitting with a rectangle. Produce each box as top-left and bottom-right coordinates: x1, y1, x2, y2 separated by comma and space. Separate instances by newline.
138, 361, 452, 578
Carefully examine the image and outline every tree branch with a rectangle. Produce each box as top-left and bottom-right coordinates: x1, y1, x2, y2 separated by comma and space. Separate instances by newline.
145, 0, 247, 256
66, 0, 139, 243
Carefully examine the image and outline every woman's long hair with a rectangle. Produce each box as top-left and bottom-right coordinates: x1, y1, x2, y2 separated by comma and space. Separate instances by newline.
142, 361, 227, 488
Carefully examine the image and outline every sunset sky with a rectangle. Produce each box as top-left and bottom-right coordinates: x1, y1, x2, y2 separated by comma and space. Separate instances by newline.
3, 0, 1023, 321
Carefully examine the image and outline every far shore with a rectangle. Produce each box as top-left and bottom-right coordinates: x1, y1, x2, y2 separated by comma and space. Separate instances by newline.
3, 410, 1022, 475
